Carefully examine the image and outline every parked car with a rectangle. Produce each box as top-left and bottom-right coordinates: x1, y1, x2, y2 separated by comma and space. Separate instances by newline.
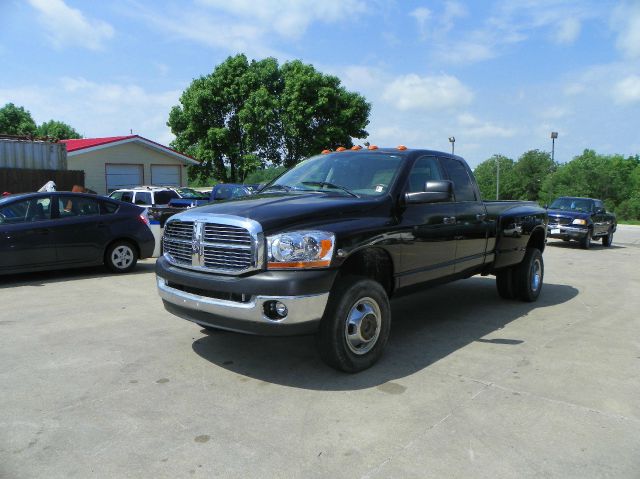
108, 186, 180, 207
156, 147, 548, 372
546, 196, 617, 249
0, 192, 154, 275
209, 183, 253, 201
167, 187, 210, 208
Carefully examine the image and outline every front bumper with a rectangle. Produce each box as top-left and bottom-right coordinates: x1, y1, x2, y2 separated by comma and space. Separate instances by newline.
156, 256, 337, 335
547, 225, 588, 240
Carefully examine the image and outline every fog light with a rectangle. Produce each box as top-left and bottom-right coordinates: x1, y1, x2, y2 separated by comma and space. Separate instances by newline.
275, 302, 288, 318
264, 300, 288, 320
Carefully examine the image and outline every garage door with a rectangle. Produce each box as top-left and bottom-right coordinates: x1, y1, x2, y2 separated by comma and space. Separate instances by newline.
106, 164, 143, 193
151, 165, 181, 186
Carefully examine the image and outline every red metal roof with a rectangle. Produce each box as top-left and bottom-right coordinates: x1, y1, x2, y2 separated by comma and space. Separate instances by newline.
61, 135, 136, 152
60, 135, 197, 162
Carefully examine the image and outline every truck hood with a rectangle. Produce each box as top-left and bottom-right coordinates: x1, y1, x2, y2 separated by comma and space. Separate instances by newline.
169, 192, 387, 233
547, 208, 591, 220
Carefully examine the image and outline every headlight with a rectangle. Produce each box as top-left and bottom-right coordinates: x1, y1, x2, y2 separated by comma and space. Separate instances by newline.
572, 219, 587, 225
267, 231, 334, 269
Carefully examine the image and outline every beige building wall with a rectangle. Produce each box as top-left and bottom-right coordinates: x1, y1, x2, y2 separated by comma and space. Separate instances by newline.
66, 142, 189, 195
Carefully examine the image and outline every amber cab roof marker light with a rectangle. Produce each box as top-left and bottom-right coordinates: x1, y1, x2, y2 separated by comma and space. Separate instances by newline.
367, 145, 378, 150
397, 145, 407, 150
351, 145, 362, 150
336, 146, 347, 152
321, 149, 331, 154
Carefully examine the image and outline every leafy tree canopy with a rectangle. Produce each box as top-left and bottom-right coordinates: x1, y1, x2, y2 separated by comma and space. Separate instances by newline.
0, 103, 37, 136
169, 54, 371, 183
36, 120, 82, 140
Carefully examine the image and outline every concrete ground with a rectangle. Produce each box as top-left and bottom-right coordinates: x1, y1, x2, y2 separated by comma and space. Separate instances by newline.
1, 226, 639, 478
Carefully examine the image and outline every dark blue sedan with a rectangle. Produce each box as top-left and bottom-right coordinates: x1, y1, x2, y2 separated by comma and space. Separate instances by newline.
0, 192, 155, 275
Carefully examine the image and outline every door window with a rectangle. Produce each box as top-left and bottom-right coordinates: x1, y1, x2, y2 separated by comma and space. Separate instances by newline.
58, 196, 100, 218
441, 158, 477, 201
0, 197, 51, 224
407, 156, 445, 192
134, 192, 152, 205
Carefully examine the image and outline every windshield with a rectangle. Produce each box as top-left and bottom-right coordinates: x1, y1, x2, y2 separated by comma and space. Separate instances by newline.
153, 190, 180, 205
264, 152, 405, 197
176, 188, 208, 199
550, 198, 594, 213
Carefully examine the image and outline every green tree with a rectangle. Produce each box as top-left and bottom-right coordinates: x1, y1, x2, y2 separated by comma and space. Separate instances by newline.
168, 54, 370, 182
473, 154, 517, 200
512, 149, 556, 201
36, 120, 82, 140
0, 103, 37, 136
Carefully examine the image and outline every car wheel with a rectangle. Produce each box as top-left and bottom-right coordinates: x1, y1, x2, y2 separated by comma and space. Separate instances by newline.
514, 248, 544, 302
496, 267, 517, 300
105, 241, 138, 273
316, 276, 391, 373
580, 228, 592, 249
602, 228, 613, 247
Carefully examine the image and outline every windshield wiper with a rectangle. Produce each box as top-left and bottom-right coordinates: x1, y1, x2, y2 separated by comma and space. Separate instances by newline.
301, 181, 359, 198
260, 184, 292, 193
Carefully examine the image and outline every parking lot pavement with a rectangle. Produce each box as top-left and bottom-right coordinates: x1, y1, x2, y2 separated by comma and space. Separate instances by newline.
1, 228, 639, 479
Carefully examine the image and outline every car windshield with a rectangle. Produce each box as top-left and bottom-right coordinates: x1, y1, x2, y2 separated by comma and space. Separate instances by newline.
550, 198, 594, 212
153, 190, 180, 204
176, 188, 208, 199
263, 152, 405, 197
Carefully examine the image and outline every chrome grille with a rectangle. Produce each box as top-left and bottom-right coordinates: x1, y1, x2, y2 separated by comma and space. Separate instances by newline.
163, 221, 194, 265
162, 216, 262, 274
203, 224, 252, 246
550, 216, 572, 226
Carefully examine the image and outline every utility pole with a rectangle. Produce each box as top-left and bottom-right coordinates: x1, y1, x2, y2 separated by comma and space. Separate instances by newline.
551, 131, 558, 162
496, 156, 500, 200
448, 136, 455, 154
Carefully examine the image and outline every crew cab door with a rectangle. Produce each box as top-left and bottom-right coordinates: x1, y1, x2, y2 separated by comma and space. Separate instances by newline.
592, 199, 609, 235
396, 155, 457, 288
439, 157, 490, 273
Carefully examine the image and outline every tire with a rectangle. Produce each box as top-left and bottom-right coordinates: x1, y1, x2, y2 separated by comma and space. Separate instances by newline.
514, 248, 544, 302
602, 228, 613, 247
105, 241, 138, 273
496, 267, 517, 300
316, 276, 391, 373
580, 228, 592, 249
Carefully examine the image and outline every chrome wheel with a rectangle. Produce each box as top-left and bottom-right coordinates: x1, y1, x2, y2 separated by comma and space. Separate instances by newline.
111, 245, 134, 270
531, 258, 542, 292
344, 297, 381, 355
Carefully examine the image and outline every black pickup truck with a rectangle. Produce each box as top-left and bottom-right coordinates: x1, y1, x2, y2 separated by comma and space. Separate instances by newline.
546, 196, 617, 249
156, 148, 548, 372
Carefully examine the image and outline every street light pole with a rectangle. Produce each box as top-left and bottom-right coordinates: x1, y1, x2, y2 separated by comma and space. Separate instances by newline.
496, 156, 500, 200
448, 136, 455, 155
551, 131, 558, 162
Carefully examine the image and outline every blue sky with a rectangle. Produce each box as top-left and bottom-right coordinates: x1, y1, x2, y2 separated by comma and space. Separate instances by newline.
1, 0, 639, 168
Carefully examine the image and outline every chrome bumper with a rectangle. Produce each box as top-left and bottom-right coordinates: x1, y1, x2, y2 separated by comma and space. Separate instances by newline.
547, 225, 588, 237
157, 277, 329, 335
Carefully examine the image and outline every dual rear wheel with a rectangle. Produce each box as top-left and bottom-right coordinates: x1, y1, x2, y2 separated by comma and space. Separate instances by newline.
496, 248, 544, 302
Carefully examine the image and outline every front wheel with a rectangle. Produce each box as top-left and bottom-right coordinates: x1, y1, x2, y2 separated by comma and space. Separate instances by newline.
316, 276, 391, 373
514, 248, 544, 302
602, 228, 613, 247
580, 229, 592, 249
105, 241, 138, 273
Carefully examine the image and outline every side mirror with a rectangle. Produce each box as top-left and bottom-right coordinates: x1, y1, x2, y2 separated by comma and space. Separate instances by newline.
595, 207, 605, 214
405, 180, 453, 204
543, 204, 548, 209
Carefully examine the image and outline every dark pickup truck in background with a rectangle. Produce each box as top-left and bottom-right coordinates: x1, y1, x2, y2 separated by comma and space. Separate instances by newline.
156, 147, 548, 372
546, 196, 617, 249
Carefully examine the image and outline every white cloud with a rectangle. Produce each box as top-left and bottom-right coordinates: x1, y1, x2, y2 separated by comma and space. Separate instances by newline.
383, 74, 473, 111
410, 7, 431, 38
27, 0, 114, 50
612, 2, 640, 59
613, 75, 640, 105
457, 113, 516, 138
554, 17, 581, 44
0, 78, 181, 144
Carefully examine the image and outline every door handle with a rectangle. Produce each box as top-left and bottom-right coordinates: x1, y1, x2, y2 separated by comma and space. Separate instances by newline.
476, 213, 486, 221
443, 216, 456, 225
36, 228, 50, 235
97, 222, 107, 228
